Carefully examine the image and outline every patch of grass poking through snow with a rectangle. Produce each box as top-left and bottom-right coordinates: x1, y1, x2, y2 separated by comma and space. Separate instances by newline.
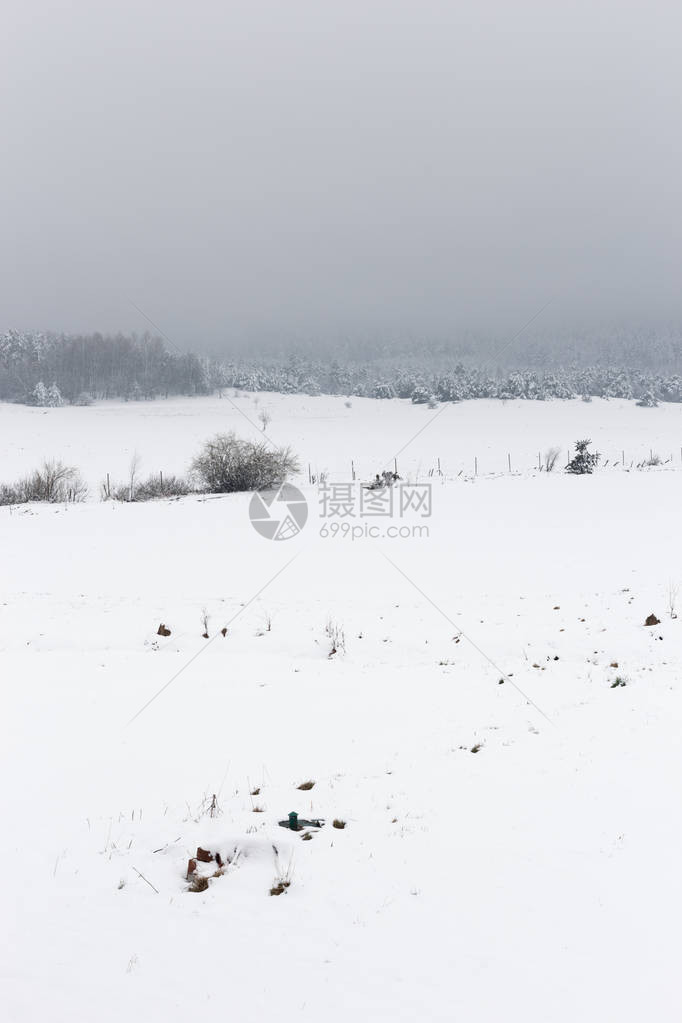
325, 617, 346, 658
611, 676, 628, 688
270, 848, 294, 895
332, 819, 346, 829
188, 875, 209, 893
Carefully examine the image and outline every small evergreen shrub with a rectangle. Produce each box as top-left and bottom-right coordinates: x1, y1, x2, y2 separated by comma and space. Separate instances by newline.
566, 439, 599, 474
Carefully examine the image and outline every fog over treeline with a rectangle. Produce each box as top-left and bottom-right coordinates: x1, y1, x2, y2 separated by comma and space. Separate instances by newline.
2, 326, 681, 406
3, 1, 682, 350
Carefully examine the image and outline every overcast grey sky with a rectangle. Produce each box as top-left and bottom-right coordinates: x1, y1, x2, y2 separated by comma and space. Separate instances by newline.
2, 0, 682, 347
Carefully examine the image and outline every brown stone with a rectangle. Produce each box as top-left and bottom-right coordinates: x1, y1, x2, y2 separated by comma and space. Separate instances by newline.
196, 847, 214, 863
645, 614, 661, 627
157, 623, 171, 637
186, 858, 197, 880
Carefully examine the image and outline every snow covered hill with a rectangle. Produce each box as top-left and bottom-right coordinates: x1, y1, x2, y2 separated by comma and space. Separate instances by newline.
1, 396, 681, 1021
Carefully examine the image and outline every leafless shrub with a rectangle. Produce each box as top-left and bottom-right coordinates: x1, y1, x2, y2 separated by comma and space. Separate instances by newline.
0, 459, 88, 505
102, 471, 192, 502
132, 474, 192, 500
0, 483, 21, 506
190, 432, 299, 493
258, 408, 272, 431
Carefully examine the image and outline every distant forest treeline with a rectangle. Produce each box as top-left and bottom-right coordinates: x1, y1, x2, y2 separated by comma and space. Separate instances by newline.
2, 328, 682, 406
0, 331, 212, 404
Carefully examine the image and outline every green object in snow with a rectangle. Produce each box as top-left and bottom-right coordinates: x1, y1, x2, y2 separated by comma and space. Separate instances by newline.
278, 811, 325, 832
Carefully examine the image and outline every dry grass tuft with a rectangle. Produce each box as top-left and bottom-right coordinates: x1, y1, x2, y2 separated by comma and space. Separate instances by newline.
269, 881, 290, 896
297, 780, 315, 791
188, 875, 209, 893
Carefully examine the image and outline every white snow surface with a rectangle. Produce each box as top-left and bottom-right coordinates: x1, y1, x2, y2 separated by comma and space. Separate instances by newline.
1, 390, 681, 487
1, 394, 682, 1022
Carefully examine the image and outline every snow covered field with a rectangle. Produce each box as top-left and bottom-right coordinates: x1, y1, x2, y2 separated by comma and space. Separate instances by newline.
2, 395, 682, 1022
1, 391, 682, 489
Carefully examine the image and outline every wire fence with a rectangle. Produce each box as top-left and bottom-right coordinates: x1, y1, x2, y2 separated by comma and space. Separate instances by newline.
304, 445, 682, 485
